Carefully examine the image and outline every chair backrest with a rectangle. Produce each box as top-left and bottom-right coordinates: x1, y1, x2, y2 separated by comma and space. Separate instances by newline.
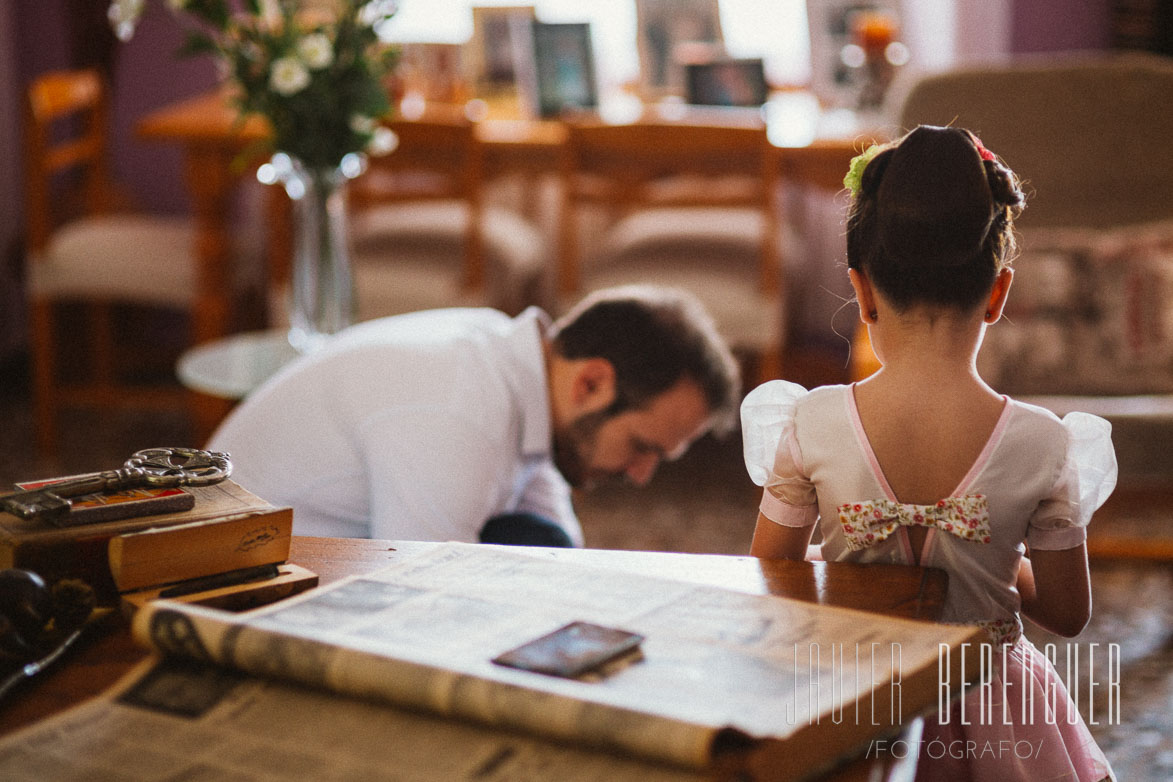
557, 119, 779, 295
24, 68, 120, 255
898, 52, 1173, 230
348, 113, 485, 287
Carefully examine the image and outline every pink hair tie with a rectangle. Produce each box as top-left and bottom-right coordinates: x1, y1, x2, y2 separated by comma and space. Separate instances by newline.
973, 136, 997, 162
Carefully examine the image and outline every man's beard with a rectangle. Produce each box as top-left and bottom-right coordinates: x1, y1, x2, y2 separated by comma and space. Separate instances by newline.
551, 408, 613, 490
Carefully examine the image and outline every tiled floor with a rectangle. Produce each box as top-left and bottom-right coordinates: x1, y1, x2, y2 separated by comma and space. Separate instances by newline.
1, 360, 1170, 780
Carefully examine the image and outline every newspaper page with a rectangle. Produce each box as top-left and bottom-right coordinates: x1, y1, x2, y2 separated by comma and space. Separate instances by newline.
0, 657, 708, 782
128, 542, 974, 770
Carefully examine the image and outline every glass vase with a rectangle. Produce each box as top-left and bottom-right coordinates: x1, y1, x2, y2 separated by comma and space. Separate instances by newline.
261, 153, 366, 354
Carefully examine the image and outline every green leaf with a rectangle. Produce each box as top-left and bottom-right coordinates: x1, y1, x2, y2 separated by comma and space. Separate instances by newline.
176, 31, 218, 59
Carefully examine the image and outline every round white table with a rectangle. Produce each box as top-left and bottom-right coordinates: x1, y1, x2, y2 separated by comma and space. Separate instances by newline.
176, 329, 299, 400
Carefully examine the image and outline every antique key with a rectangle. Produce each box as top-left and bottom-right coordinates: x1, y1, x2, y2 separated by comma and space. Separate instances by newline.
0, 447, 232, 525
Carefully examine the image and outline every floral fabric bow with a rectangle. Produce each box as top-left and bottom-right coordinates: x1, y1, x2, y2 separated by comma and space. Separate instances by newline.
838, 495, 991, 551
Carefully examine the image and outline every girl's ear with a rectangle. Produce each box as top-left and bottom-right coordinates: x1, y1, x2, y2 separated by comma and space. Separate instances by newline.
848, 268, 878, 323
984, 268, 1014, 323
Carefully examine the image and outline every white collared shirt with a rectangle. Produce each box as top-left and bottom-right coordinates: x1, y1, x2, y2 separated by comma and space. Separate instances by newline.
209, 307, 581, 545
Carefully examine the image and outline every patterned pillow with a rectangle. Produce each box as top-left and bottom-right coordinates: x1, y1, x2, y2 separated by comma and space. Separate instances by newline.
980, 219, 1173, 395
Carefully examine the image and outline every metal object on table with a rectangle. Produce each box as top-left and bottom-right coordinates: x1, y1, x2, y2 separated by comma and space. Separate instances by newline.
0, 447, 233, 525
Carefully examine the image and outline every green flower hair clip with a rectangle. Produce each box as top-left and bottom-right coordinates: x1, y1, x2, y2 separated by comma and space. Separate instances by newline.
843, 143, 884, 196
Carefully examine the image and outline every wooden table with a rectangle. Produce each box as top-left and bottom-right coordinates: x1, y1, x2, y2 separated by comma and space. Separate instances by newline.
0, 538, 946, 780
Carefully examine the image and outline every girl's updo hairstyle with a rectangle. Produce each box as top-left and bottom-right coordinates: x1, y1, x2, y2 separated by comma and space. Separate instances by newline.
846, 125, 1025, 312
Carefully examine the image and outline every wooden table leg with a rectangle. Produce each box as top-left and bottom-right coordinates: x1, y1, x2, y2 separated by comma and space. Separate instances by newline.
182, 146, 238, 441
183, 145, 236, 346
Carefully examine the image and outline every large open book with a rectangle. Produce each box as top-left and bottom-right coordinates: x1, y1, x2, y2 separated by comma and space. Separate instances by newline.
0, 543, 982, 781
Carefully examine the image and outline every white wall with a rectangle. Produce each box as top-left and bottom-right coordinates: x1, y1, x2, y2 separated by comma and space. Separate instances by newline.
899, 0, 1013, 73
382, 0, 812, 90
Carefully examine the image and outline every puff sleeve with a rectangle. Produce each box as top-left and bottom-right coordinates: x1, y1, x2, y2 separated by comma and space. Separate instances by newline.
1027, 412, 1118, 550
740, 380, 819, 527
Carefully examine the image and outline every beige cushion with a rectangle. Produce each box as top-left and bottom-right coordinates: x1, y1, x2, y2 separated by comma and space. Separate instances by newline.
28, 214, 198, 308
582, 260, 782, 352
564, 207, 786, 352
598, 207, 768, 259
560, 205, 783, 351
354, 200, 548, 316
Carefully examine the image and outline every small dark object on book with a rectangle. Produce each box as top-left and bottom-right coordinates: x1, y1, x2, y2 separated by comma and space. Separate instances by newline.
492, 621, 644, 679
157, 563, 282, 599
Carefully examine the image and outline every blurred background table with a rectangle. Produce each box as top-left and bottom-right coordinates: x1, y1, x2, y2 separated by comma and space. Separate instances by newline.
141, 90, 876, 437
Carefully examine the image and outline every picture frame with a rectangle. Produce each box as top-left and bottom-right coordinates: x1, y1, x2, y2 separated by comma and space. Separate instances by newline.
469, 5, 536, 90
635, 0, 725, 98
394, 43, 468, 104
685, 58, 769, 107
529, 21, 598, 118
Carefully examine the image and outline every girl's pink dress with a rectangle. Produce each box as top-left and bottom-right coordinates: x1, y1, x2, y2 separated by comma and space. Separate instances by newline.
741, 381, 1118, 782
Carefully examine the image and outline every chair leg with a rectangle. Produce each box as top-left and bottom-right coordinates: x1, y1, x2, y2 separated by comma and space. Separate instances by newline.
30, 300, 58, 456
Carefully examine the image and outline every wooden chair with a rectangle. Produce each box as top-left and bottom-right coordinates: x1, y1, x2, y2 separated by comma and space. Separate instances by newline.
23, 68, 204, 455
270, 113, 547, 323
557, 119, 785, 381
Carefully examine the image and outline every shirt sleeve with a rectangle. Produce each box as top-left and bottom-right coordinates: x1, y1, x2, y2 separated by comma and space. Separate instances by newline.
740, 380, 818, 528
514, 460, 584, 547
1027, 412, 1118, 550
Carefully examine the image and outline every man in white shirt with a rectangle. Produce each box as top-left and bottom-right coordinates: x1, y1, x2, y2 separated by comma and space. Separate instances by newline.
208, 285, 740, 546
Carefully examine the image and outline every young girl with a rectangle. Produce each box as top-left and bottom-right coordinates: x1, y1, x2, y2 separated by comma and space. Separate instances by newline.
741, 126, 1117, 781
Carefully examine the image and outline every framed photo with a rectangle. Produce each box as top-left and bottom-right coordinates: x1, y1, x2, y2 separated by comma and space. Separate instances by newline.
530, 21, 598, 118
635, 0, 725, 98
469, 5, 536, 90
395, 43, 468, 103
685, 58, 769, 107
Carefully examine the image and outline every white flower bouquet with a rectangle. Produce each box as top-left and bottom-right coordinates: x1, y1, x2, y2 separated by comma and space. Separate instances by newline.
109, 0, 399, 171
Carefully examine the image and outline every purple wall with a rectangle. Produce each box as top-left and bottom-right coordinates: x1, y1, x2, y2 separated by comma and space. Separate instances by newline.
14, 0, 217, 215
108, 4, 218, 214
1011, 0, 1113, 53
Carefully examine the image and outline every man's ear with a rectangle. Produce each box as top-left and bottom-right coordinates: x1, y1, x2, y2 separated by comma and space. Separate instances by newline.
571, 358, 617, 415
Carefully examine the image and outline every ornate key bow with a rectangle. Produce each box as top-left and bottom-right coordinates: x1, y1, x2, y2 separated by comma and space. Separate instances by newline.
838, 495, 991, 551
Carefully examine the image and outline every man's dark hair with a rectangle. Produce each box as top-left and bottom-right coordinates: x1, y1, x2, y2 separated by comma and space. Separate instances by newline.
550, 285, 741, 433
